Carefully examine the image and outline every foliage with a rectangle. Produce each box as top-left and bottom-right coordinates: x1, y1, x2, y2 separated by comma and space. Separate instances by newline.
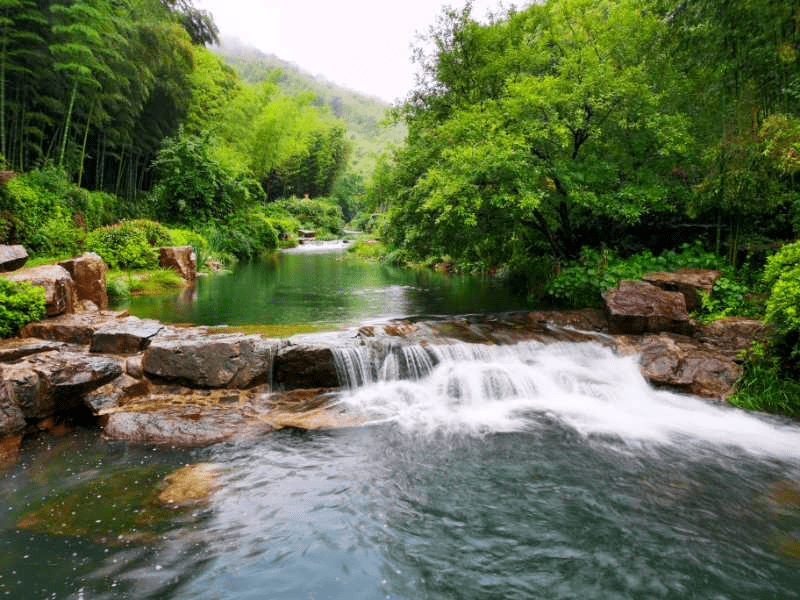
762, 240, 800, 374
152, 130, 260, 224
545, 243, 726, 307
0, 277, 46, 337
729, 349, 800, 418
273, 196, 344, 236
167, 226, 209, 264
379, 0, 694, 270
85, 219, 170, 269
201, 207, 279, 261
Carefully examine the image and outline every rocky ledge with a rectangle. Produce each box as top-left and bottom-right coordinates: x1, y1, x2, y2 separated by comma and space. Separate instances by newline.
0, 258, 772, 454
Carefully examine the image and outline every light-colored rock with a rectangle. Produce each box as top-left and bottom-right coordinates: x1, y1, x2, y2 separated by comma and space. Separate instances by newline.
158, 463, 221, 506
159, 246, 196, 280
3, 264, 77, 316
0, 245, 27, 272
59, 253, 109, 310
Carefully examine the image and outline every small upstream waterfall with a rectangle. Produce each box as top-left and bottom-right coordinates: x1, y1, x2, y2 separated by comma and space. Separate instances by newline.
333, 340, 800, 456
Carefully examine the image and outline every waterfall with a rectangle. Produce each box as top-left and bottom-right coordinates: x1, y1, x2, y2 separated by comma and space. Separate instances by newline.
332, 340, 800, 457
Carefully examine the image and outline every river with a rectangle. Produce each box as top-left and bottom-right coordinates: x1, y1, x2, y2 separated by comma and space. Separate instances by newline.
1, 246, 799, 599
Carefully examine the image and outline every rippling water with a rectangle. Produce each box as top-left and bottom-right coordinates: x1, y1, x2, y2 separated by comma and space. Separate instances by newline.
3, 342, 800, 599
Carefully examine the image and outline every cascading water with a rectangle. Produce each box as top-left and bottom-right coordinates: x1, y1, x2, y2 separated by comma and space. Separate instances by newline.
333, 340, 800, 456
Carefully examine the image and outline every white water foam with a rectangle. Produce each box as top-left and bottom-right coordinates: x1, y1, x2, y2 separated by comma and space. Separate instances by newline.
333, 341, 800, 456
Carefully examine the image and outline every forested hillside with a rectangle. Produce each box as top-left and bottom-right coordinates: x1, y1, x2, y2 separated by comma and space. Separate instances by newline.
213, 39, 405, 176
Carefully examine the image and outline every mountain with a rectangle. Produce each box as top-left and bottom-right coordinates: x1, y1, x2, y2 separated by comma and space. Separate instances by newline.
213, 38, 406, 177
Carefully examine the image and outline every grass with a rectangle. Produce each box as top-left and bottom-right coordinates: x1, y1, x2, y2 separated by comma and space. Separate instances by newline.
207, 323, 328, 337
107, 268, 187, 299
729, 361, 800, 418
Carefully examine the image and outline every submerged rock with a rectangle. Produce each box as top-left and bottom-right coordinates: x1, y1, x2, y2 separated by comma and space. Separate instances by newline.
158, 463, 221, 506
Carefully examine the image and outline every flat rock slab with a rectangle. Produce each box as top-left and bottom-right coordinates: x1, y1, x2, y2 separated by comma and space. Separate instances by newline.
143, 333, 283, 388
84, 373, 149, 415
90, 316, 164, 354
20, 310, 130, 345
3, 264, 77, 316
101, 386, 360, 445
603, 280, 693, 335
0, 245, 28, 272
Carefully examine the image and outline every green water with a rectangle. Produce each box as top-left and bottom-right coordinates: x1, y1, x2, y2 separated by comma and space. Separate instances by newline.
119, 248, 529, 328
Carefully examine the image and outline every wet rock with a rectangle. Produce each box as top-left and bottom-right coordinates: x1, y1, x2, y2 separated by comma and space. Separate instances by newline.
90, 316, 164, 354
142, 333, 281, 388
83, 373, 149, 415
58, 252, 109, 310
20, 310, 130, 345
0, 380, 25, 437
126, 354, 144, 378
0, 338, 69, 362
3, 264, 77, 316
696, 317, 772, 359
159, 245, 196, 280
0, 433, 22, 470
0, 244, 27, 272
642, 268, 722, 312
603, 280, 693, 335
1, 351, 123, 419
615, 333, 741, 399
273, 343, 339, 389
158, 463, 221, 506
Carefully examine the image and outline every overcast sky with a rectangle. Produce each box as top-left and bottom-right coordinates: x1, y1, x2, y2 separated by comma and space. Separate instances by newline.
195, 0, 514, 103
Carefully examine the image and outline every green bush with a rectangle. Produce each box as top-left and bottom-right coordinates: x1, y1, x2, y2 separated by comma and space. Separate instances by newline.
0, 167, 71, 248
545, 243, 728, 308
85, 220, 171, 269
762, 240, 800, 374
201, 208, 279, 261
273, 196, 344, 236
167, 227, 210, 266
0, 278, 46, 337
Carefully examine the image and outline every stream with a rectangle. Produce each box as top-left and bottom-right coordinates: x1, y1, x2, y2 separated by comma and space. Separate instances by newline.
2, 246, 800, 599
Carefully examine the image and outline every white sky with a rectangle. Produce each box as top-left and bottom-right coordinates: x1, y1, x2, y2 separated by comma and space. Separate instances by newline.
196, 0, 515, 103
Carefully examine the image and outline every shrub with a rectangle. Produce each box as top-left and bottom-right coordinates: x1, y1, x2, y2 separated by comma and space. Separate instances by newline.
545, 243, 728, 308
167, 227, 210, 266
0, 278, 46, 337
762, 240, 800, 374
0, 167, 70, 248
201, 208, 279, 261
273, 196, 344, 236
85, 220, 171, 269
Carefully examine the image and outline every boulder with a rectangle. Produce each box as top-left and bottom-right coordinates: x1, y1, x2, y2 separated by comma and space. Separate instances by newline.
142, 333, 282, 388
90, 316, 164, 354
1, 351, 123, 419
20, 310, 129, 346
83, 373, 149, 415
159, 245, 196, 280
696, 317, 773, 359
603, 280, 693, 335
3, 264, 77, 316
0, 380, 25, 437
642, 268, 722, 312
0, 245, 28, 272
273, 343, 340, 389
58, 253, 109, 310
613, 333, 741, 399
